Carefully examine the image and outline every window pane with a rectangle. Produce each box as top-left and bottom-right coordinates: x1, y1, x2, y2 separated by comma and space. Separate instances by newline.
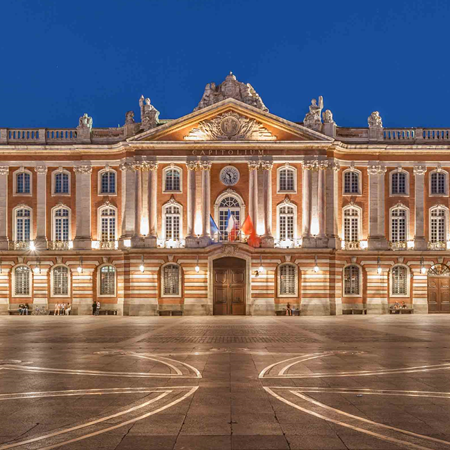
280, 264, 296, 295
53, 266, 69, 296
344, 265, 360, 295
15, 266, 30, 296
392, 266, 407, 295
163, 264, 180, 295
100, 266, 115, 295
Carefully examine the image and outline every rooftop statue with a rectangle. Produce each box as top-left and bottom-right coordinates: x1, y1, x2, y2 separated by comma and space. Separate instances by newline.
139, 95, 160, 131
368, 111, 383, 128
77, 113, 93, 130
303, 96, 323, 131
194, 72, 268, 112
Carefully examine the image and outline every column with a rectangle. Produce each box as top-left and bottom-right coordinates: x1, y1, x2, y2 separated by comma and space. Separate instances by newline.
35, 165, 47, 249
302, 163, 311, 238
261, 161, 274, 247
200, 161, 211, 245
0, 167, 8, 250
185, 161, 198, 247
326, 161, 340, 249
317, 161, 326, 238
73, 165, 92, 250
248, 161, 259, 227
146, 162, 158, 247
119, 160, 137, 248
367, 163, 388, 250
414, 165, 427, 250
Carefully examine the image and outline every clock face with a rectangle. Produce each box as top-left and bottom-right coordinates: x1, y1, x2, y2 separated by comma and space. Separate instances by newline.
220, 166, 240, 186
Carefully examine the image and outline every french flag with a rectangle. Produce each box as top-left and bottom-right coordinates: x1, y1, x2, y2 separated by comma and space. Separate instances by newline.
225, 210, 238, 241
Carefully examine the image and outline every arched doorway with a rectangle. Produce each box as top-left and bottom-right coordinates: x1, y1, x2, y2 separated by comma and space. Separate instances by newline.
427, 264, 450, 313
213, 257, 246, 315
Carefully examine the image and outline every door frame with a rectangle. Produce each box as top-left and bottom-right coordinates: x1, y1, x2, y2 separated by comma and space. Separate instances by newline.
427, 263, 450, 314
208, 249, 252, 315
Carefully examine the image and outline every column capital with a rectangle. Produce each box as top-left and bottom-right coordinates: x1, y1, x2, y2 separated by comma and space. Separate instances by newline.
200, 161, 212, 171
119, 161, 136, 172
35, 165, 47, 174
261, 161, 273, 170
74, 165, 92, 175
0, 166, 9, 176
368, 163, 386, 175
327, 161, 340, 171
136, 161, 158, 172
413, 165, 427, 176
248, 161, 260, 171
318, 160, 328, 170
186, 161, 199, 171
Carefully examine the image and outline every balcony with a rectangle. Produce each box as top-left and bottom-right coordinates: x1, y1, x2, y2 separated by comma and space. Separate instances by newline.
9, 241, 34, 250
389, 241, 407, 251
428, 241, 447, 251
48, 241, 72, 250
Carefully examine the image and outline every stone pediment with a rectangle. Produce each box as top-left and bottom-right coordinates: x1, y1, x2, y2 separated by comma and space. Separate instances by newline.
129, 98, 333, 143
184, 111, 275, 141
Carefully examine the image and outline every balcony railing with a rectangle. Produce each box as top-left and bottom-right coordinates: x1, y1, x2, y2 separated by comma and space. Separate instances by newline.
9, 241, 33, 250
389, 241, 407, 251
48, 241, 71, 250
342, 241, 361, 250
99, 240, 117, 249
428, 241, 447, 251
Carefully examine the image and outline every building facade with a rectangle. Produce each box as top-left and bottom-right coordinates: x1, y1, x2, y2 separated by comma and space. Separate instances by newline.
1, 73, 449, 315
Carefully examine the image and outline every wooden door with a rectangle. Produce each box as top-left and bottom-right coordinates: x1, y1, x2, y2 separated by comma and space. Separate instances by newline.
428, 277, 450, 313
213, 258, 246, 315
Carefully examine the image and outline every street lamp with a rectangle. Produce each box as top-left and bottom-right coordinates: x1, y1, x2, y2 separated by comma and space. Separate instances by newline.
377, 257, 382, 275
195, 255, 200, 273
77, 257, 83, 274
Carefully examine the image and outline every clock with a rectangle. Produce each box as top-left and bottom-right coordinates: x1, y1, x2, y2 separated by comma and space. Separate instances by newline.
220, 166, 240, 186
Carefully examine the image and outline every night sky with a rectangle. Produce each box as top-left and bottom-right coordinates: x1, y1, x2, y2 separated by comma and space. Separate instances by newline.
1, 0, 448, 128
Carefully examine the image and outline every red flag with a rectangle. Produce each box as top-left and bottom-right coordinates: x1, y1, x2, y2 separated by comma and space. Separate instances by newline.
241, 215, 261, 247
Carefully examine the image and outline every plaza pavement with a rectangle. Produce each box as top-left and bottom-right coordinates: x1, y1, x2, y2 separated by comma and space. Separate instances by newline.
1, 315, 450, 449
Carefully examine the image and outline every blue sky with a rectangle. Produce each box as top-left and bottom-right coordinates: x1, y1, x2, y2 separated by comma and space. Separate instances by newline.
0, 0, 448, 128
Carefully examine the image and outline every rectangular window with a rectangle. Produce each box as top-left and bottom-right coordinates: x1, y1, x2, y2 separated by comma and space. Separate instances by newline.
163, 265, 180, 296
280, 265, 296, 296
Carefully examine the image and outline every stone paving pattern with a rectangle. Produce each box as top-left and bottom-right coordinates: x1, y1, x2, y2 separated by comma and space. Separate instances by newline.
0, 315, 450, 449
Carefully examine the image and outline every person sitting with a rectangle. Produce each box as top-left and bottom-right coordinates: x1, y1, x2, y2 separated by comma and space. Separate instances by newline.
401, 301, 407, 309
65, 303, 71, 315
24, 303, 29, 315
54, 303, 60, 316
286, 302, 292, 316
18, 304, 24, 315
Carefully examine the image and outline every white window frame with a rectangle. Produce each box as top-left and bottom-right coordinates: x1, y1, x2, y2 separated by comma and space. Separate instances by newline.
429, 205, 449, 243
97, 264, 116, 297
12, 264, 32, 297
98, 168, 117, 196
277, 164, 297, 194
277, 263, 299, 298
429, 169, 448, 196
51, 205, 71, 242
163, 164, 183, 193
162, 199, 183, 242
342, 264, 362, 297
276, 198, 298, 242
13, 205, 32, 243
214, 190, 246, 240
389, 204, 409, 242
52, 168, 71, 196
389, 169, 409, 196
342, 169, 362, 196
390, 264, 410, 297
161, 263, 182, 298
98, 204, 117, 242
13, 168, 32, 196
51, 264, 71, 298
342, 204, 362, 243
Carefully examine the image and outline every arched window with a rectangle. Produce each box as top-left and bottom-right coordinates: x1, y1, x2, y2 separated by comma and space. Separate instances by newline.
278, 263, 298, 297
430, 206, 447, 243
391, 265, 409, 296
52, 265, 69, 296
390, 206, 408, 242
53, 207, 70, 242
99, 169, 116, 195
343, 265, 360, 296
54, 171, 70, 195
15, 170, 31, 194
99, 206, 116, 243
163, 201, 182, 242
164, 166, 182, 192
99, 265, 116, 296
391, 170, 408, 195
277, 200, 297, 242
430, 171, 447, 195
218, 196, 241, 241
343, 170, 361, 195
277, 165, 296, 193
162, 263, 181, 297
343, 206, 360, 244
14, 207, 31, 242
14, 265, 31, 296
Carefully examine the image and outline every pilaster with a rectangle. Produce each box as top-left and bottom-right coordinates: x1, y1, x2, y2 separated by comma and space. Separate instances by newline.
326, 161, 340, 249
200, 161, 212, 246
367, 163, 388, 250
185, 161, 200, 248
414, 165, 427, 250
0, 167, 9, 250
35, 165, 48, 249
73, 164, 92, 250
118, 160, 137, 249
261, 161, 274, 247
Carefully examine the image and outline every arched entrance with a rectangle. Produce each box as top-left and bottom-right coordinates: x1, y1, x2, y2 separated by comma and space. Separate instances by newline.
213, 257, 246, 315
427, 264, 450, 313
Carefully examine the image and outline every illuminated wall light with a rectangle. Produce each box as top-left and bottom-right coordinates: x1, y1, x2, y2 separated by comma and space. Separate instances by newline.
313, 255, 319, 273
377, 257, 382, 275
29, 242, 36, 251
195, 256, 200, 273
140, 219, 149, 237
139, 255, 145, 273
420, 257, 426, 275
360, 240, 368, 249
407, 240, 415, 249
258, 255, 264, 273
91, 241, 100, 249
124, 239, 131, 248
77, 257, 83, 274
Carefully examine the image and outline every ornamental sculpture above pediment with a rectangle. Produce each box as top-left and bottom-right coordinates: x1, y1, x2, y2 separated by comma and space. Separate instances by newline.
184, 112, 276, 141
